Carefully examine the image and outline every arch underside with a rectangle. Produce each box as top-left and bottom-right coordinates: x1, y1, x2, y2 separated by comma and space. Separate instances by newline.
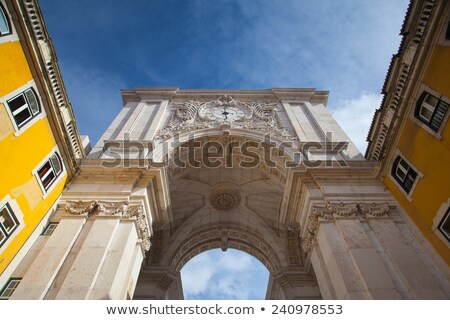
136, 132, 321, 299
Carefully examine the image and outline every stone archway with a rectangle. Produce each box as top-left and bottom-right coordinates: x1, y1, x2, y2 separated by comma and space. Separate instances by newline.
10, 88, 449, 300
133, 133, 322, 299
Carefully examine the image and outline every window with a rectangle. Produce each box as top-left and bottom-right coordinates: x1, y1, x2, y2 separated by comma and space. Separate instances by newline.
391, 156, 418, 194
0, 203, 19, 247
415, 91, 449, 132
0, 278, 21, 299
6, 88, 41, 129
0, 2, 11, 37
438, 207, 450, 243
37, 152, 63, 191
42, 222, 58, 236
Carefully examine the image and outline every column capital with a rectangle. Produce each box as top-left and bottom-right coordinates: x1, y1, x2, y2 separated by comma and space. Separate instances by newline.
62, 200, 151, 251
302, 201, 396, 252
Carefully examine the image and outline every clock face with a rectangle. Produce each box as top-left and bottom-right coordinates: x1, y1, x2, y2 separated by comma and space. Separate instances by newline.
205, 106, 247, 121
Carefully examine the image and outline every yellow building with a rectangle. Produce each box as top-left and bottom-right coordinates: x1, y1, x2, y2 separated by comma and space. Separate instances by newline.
367, 0, 450, 264
0, 0, 84, 297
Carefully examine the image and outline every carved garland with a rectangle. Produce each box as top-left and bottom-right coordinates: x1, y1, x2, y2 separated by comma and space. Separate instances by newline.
301, 202, 393, 253
64, 200, 151, 251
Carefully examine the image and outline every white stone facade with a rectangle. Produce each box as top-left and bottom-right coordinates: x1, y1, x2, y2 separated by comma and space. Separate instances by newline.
10, 88, 449, 299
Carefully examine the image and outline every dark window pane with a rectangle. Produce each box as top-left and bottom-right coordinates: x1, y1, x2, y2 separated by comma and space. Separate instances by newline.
15, 109, 32, 127
42, 171, 55, 190
8, 95, 26, 113
424, 93, 438, 107
438, 208, 450, 242
0, 205, 17, 234
403, 176, 414, 192
38, 161, 52, 179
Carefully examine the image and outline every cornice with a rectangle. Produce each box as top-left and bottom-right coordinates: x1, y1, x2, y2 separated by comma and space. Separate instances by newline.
121, 87, 329, 105
365, 0, 442, 162
18, 0, 85, 161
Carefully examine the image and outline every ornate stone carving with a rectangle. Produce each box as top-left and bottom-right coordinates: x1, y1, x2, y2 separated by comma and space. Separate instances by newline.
64, 200, 98, 216
358, 202, 391, 217
97, 201, 129, 216
301, 204, 334, 253
301, 202, 394, 252
125, 205, 151, 251
154, 96, 297, 140
210, 188, 240, 211
64, 200, 151, 251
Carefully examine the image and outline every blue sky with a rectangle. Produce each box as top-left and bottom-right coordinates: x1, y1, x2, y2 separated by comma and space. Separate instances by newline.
38, 0, 409, 299
181, 249, 269, 299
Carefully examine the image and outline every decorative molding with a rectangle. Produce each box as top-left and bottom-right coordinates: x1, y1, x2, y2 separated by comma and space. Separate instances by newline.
301, 202, 395, 252
63, 200, 151, 251
97, 201, 129, 216
359, 202, 391, 217
366, 0, 437, 160
64, 200, 97, 216
210, 188, 241, 212
155, 95, 297, 140
22, 0, 84, 159
126, 205, 151, 251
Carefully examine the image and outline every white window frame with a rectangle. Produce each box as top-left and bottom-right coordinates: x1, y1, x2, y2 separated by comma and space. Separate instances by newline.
418, 93, 438, 122
0, 278, 21, 299
432, 199, 450, 249
0, 0, 18, 44
6, 88, 40, 128
0, 81, 46, 136
0, 195, 24, 255
32, 146, 65, 198
388, 150, 423, 202
410, 85, 450, 139
0, 203, 18, 247
42, 222, 58, 236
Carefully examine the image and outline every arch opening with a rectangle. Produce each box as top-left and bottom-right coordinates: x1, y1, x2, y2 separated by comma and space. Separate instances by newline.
180, 248, 270, 300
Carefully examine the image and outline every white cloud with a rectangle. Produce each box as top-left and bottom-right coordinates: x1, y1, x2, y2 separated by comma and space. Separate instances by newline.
218, 250, 252, 271
180, 253, 216, 296
331, 92, 382, 153
180, 249, 269, 300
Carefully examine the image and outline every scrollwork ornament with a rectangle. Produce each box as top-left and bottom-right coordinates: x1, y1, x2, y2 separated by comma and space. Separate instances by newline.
125, 205, 151, 251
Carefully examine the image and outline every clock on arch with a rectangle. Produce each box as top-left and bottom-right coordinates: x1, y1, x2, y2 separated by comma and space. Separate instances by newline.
198, 95, 252, 122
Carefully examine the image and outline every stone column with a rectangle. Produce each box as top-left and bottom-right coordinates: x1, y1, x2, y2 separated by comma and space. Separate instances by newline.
11, 200, 151, 300
10, 215, 87, 300
55, 216, 121, 299
266, 269, 321, 299
133, 267, 184, 299
303, 202, 444, 299
367, 218, 447, 299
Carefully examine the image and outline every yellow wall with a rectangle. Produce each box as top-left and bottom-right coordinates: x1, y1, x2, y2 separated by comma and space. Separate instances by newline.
0, 41, 33, 97
0, 39, 65, 274
385, 45, 450, 264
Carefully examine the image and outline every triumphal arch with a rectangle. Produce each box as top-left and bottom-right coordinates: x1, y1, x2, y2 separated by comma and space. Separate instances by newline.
11, 88, 449, 299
